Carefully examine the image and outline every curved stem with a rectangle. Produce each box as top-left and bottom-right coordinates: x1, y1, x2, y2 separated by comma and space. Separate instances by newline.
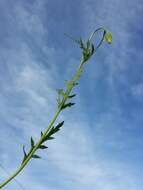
90, 28, 106, 54
89, 27, 105, 41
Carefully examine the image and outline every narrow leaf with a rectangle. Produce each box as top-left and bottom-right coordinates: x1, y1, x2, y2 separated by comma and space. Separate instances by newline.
68, 94, 76, 99
91, 44, 95, 55
47, 121, 64, 139
61, 102, 75, 110
23, 146, 27, 157
22, 146, 27, 163
45, 136, 55, 140
39, 145, 48, 149
32, 154, 41, 159
31, 137, 34, 148
73, 82, 78, 86
54, 121, 64, 133
46, 127, 55, 137
41, 131, 43, 137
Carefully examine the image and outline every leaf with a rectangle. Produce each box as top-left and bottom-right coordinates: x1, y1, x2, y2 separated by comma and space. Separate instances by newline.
31, 137, 34, 148
104, 32, 112, 44
91, 44, 95, 55
42, 121, 64, 143
22, 146, 27, 163
68, 94, 76, 99
41, 132, 54, 143
48, 121, 64, 136
39, 145, 48, 149
43, 135, 54, 141
23, 146, 27, 157
53, 121, 64, 133
45, 136, 55, 140
32, 154, 41, 159
73, 82, 78, 86
41, 131, 43, 137
45, 127, 54, 138
61, 103, 75, 110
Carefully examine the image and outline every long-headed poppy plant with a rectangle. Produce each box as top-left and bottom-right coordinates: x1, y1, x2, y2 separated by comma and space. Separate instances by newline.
0, 27, 112, 189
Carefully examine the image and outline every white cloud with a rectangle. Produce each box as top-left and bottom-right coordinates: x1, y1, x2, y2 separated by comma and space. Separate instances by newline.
82, 0, 142, 87
1, 0, 143, 190
14, 1, 47, 38
131, 82, 143, 98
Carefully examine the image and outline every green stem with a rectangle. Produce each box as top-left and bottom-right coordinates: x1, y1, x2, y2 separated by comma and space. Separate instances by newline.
0, 27, 108, 188
0, 58, 85, 189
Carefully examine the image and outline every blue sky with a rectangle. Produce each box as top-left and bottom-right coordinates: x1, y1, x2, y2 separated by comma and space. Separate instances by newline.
0, 0, 143, 190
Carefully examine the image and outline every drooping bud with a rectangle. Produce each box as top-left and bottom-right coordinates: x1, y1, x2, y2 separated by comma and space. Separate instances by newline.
104, 32, 112, 44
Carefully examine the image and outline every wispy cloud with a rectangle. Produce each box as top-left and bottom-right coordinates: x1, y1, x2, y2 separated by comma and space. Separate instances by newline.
0, 0, 143, 190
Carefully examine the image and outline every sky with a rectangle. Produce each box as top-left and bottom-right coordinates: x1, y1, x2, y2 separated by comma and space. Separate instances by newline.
0, 0, 143, 190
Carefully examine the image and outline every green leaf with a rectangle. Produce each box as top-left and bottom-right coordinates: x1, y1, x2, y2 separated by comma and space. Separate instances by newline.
91, 44, 95, 55
23, 146, 27, 157
31, 137, 34, 148
68, 94, 76, 99
32, 154, 41, 159
42, 135, 55, 142
42, 121, 64, 143
61, 103, 75, 110
45, 136, 55, 140
47, 121, 64, 137
73, 82, 78, 86
41, 131, 43, 137
22, 146, 27, 163
53, 121, 64, 133
41, 132, 54, 143
46, 127, 55, 138
39, 145, 48, 149
104, 32, 112, 44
